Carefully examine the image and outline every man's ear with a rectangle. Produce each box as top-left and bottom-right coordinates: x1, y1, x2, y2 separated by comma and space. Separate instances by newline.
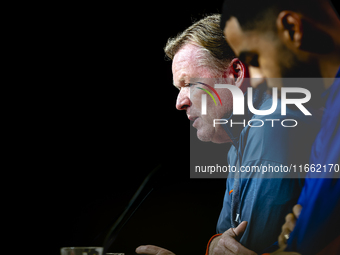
277, 11, 333, 53
224, 58, 249, 93
276, 11, 303, 49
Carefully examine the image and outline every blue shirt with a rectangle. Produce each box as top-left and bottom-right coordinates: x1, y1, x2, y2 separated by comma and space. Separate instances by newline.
285, 70, 340, 254
217, 88, 321, 253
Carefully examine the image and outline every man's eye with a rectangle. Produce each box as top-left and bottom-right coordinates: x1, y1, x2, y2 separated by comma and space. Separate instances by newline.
249, 55, 259, 67
241, 53, 260, 68
185, 83, 195, 87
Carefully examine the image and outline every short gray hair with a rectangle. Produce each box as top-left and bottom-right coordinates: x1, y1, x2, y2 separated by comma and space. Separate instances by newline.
164, 14, 235, 77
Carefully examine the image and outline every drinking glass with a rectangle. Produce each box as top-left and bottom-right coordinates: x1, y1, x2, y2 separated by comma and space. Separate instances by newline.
60, 247, 103, 255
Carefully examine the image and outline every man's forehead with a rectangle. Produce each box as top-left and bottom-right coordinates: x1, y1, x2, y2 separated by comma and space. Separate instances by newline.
173, 43, 201, 66
223, 17, 246, 56
224, 17, 269, 58
172, 43, 201, 81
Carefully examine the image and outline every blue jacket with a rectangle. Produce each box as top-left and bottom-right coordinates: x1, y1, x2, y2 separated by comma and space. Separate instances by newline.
285, 71, 340, 254
216, 86, 321, 253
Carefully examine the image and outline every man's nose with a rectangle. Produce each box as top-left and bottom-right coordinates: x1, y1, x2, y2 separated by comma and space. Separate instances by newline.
248, 66, 265, 88
176, 89, 191, 110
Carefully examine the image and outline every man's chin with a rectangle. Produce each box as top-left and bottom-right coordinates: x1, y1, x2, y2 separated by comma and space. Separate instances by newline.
196, 126, 231, 144
196, 128, 213, 142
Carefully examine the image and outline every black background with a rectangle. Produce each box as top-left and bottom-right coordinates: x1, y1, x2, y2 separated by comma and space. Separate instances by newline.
42, 1, 228, 255
38, 1, 340, 254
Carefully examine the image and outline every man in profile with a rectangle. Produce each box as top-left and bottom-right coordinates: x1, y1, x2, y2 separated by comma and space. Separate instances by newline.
136, 14, 322, 255
220, 0, 340, 254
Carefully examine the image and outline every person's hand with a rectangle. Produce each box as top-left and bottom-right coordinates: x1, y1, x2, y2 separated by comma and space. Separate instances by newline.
210, 221, 257, 255
278, 204, 302, 249
135, 245, 175, 255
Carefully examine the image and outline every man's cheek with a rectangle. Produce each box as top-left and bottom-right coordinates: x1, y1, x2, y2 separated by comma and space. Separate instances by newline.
200, 114, 215, 127
191, 95, 202, 113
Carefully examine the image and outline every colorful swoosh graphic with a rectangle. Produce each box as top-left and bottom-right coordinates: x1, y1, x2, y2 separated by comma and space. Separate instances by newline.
196, 82, 223, 106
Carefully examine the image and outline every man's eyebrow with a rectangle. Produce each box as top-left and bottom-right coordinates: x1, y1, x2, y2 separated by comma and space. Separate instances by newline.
173, 77, 189, 89
238, 51, 247, 63
238, 51, 256, 64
